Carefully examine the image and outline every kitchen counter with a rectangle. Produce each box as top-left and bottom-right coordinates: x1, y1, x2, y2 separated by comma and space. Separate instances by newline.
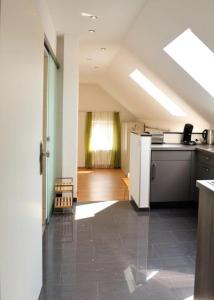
195, 179, 214, 298
152, 143, 214, 154
196, 179, 214, 193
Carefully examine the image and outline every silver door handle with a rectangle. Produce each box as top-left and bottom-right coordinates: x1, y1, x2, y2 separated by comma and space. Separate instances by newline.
151, 163, 157, 180
39, 143, 50, 175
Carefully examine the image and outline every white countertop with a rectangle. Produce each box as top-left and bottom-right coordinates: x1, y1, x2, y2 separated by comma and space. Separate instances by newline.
197, 180, 214, 193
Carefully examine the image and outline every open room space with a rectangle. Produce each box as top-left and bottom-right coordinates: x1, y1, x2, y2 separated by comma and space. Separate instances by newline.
2, 1, 214, 300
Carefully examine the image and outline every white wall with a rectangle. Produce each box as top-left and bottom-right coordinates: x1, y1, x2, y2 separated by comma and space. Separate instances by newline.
78, 83, 135, 167
138, 119, 209, 133
0, 0, 43, 299
32, 0, 57, 53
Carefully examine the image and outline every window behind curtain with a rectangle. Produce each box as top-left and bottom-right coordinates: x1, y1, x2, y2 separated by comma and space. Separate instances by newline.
90, 112, 114, 168
90, 112, 113, 151
85, 111, 121, 169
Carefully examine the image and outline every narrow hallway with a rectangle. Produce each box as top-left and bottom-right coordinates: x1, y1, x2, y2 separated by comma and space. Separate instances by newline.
39, 202, 196, 300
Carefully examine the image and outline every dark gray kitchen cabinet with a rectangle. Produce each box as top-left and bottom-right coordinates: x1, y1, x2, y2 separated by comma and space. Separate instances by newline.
197, 151, 214, 168
196, 152, 214, 180
150, 151, 193, 203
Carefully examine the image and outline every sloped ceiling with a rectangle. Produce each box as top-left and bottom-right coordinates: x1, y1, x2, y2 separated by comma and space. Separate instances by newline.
98, 48, 209, 131
46, 0, 214, 129
124, 0, 214, 126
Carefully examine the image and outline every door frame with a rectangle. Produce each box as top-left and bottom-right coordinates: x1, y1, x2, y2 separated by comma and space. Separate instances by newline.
42, 48, 49, 226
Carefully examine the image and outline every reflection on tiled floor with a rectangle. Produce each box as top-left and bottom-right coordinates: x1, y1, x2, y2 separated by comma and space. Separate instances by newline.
39, 201, 197, 300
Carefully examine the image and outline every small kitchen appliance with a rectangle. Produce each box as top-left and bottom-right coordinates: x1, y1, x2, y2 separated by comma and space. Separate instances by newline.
182, 123, 196, 145
202, 129, 208, 143
144, 132, 164, 144
202, 129, 214, 145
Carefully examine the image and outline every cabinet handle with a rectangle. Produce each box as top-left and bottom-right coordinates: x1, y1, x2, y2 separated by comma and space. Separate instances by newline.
151, 163, 157, 180
203, 156, 210, 161
202, 166, 209, 173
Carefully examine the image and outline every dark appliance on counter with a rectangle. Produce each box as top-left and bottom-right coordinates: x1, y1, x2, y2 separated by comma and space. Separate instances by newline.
182, 123, 196, 145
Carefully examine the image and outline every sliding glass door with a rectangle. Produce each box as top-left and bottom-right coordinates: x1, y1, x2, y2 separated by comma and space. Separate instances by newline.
44, 54, 58, 223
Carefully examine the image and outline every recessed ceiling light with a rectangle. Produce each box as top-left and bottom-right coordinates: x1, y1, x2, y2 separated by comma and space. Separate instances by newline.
90, 15, 98, 20
81, 12, 98, 19
81, 12, 92, 17
88, 29, 95, 33
101, 47, 106, 51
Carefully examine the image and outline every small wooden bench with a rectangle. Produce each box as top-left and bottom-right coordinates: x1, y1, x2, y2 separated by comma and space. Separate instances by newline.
55, 197, 72, 208
55, 185, 73, 193
54, 177, 73, 214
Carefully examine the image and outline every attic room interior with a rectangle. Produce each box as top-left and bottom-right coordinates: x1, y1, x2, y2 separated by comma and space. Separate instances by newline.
1, 0, 214, 300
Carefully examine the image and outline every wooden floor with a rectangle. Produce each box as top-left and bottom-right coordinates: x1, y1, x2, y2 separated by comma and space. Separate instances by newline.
77, 168, 128, 202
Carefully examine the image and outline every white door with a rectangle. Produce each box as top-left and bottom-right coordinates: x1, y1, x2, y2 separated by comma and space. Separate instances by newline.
0, 0, 43, 299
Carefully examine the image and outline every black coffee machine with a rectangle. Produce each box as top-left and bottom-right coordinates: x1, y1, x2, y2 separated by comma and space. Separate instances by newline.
182, 123, 196, 145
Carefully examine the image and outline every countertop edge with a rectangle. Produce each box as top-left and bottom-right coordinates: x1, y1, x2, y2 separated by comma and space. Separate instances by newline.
196, 180, 214, 193
151, 144, 214, 154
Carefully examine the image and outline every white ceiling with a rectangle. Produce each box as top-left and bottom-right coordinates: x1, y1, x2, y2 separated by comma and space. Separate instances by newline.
46, 0, 214, 128
46, 0, 146, 39
46, 0, 147, 80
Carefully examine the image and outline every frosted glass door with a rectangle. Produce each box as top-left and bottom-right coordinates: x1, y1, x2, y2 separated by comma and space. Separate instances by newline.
46, 55, 57, 222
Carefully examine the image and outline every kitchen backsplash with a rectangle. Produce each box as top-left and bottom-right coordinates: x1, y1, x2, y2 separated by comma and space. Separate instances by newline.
164, 132, 204, 144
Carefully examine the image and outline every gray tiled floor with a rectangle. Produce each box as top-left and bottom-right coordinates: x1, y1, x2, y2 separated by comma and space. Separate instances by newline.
39, 201, 197, 300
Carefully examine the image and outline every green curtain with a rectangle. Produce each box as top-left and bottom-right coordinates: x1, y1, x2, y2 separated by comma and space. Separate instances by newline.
111, 112, 121, 168
85, 112, 92, 168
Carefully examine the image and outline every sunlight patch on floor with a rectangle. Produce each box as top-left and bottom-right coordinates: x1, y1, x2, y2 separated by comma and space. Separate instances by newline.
78, 170, 94, 174
146, 270, 159, 281
75, 200, 118, 220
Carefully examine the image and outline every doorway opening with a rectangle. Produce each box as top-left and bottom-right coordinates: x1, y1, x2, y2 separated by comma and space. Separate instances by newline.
77, 111, 129, 202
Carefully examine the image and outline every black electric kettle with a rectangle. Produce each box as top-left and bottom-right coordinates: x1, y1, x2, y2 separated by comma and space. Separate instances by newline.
202, 129, 208, 143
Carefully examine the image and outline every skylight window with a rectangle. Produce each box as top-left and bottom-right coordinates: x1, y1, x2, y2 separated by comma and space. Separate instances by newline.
129, 69, 186, 116
164, 28, 214, 98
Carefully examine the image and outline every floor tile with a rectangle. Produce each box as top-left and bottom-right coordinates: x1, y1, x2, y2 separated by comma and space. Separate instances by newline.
39, 201, 197, 300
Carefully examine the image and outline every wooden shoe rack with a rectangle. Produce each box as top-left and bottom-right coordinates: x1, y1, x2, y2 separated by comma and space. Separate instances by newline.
54, 177, 73, 214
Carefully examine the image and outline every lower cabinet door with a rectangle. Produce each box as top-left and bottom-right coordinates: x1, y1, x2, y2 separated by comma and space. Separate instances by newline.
150, 160, 191, 202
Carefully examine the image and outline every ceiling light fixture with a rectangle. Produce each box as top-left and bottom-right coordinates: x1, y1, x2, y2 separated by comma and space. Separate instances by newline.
101, 47, 106, 51
81, 12, 98, 19
87, 58, 92, 61
88, 29, 95, 33
94, 66, 99, 69
90, 15, 98, 20
129, 69, 186, 116
81, 12, 92, 17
